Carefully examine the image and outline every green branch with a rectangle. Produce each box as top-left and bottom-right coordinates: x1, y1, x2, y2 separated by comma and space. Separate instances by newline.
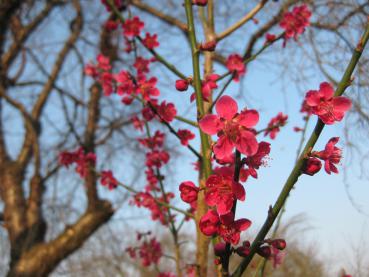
232, 21, 369, 277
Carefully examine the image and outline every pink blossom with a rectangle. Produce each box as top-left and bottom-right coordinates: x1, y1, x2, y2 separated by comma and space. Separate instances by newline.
315, 137, 342, 174
199, 210, 219, 236
137, 76, 160, 100
218, 213, 251, 245
192, 0, 207, 6
199, 95, 259, 159
304, 82, 351, 125
200, 40, 217, 51
143, 32, 159, 49
191, 74, 219, 102
138, 238, 162, 266
146, 150, 170, 168
264, 112, 288, 139
280, 4, 311, 40
158, 101, 177, 123
205, 171, 245, 215
175, 79, 189, 91
177, 129, 195, 146
226, 54, 246, 82
100, 170, 118, 190
179, 181, 199, 204
122, 16, 144, 38
302, 157, 322, 176
244, 141, 271, 178
134, 56, 151, 75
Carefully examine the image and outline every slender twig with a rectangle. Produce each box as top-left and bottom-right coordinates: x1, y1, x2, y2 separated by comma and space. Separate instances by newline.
216, 0, 269, 41
209, 34, 284, 113
106, 0, 187, 80
232, 21, 369, 277
256, 116, 310, 276
146, 101, 202, 160
184, 2, 213, 276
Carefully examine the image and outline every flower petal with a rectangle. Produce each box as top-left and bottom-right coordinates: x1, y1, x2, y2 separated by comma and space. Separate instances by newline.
199, 114, 221, 135
238, 109, 259, 128
319, 82, 334, 100
333, 96, 352, 112
213, 136, 234, 160
235, 130, 259, 156
235, 218, 252, 231
232, 182, 245, 201
305, 90, 320, 106
216, 95, 238, 120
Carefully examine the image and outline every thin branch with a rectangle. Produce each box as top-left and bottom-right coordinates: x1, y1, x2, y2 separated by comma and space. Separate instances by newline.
216, 0, 269, 42
232, 20, 369, 277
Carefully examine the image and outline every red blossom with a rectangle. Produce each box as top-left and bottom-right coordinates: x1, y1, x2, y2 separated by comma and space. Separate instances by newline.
270, 247, 285, 268
205, 170, 245, 215
115, 70, 135, 97
138, 238, 162, 266
134, 56, 151, 75
131, 116, 144, 131
280, 4, 311, 40
179, 181, 199, 204
175, 79, 189, 91
177, 129, 195, 146
132, 192, 174, 225
304, 82, 351, 125
100, 170, 118, 190
243, 141, 271, 178
100, 72, 114, 96
192, 0, 207, 6
265, 33, 277, 43
122, 16, 144, 38
137, 76, 160, 100
264, 112, 288, 139
199, 211, 251, 245
199, 95, 259, 159
200, 40, 217, 51
145, 168, 159, 192
315, 137, 342, 174
218, 213, 251, 245
146, 150, 170, 168
104, 20, 119, 31
96, 54, 111, 71
59, 147, 96, 178
138, 130, 165, 149
191, 74, 219, 102
235, 241, 251, 257
157, 101, 177, 123
143, 32, 159, 49
302, 157, 322, 176
226, 54, 246, 82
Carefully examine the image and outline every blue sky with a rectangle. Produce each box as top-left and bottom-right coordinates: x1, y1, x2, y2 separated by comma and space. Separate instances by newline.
2, 2, 368, 275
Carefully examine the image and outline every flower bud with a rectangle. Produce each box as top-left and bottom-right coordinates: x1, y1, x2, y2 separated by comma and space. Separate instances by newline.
235, 245, 250, 257
271, 239, 286, 250
175, 79, 189, 91
214, 242, 227, 256
302, 157, 322, 176
257, 246, 271, 258
200, 40, 217, 51
192, 0, 207, 6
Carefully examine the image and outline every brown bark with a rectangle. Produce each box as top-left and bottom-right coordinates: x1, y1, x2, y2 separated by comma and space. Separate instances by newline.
0, 1, 117, 276
7, 201, 113, 277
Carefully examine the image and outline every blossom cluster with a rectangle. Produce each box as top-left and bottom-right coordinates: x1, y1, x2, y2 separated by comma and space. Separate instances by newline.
59, 147, 96, 178
126, 232, 163, 267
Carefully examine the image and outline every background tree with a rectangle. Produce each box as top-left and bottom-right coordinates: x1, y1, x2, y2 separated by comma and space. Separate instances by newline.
0, 0, 368, 276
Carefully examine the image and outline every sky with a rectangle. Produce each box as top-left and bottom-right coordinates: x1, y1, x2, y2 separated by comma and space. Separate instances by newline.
2, 1, 369, 276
